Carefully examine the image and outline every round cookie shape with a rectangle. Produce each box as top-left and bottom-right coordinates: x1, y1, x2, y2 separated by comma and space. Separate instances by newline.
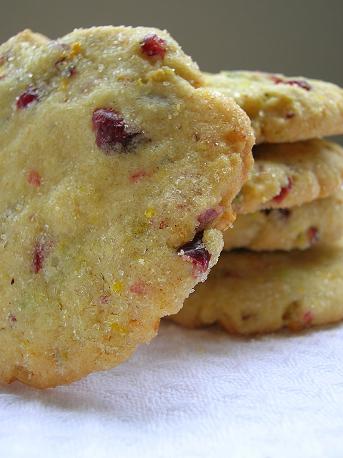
0, 27, 254, 387
233, 139, 343, 215
205, 71, 343, 144
225, 192, 343, 251
170, 243, 343, 335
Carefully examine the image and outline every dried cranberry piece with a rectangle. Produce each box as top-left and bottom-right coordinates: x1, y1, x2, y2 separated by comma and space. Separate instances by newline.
32, 237, 52, 274
269, 75, 311, 91
140, 34, 166, 59
32, 243, 45, 273
8, 313, 17, 323
16, 88, 39, 109
130, 170, 147, 183
68, 65, 77, 77
129, 281, 147, 295
308, 226, 319, 245
177, 231, 211, 274
273, 177, 293, 203
99, 294, 111, 304
197, 208, 221, 230
27, 170, 41, 187
286, 79, 311, 91
92, 108, 141, 153
269, 75, 284, 84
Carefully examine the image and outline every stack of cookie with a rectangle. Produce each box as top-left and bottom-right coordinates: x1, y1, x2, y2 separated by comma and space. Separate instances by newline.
1, 25, 343, 388
171, 71, 343, 335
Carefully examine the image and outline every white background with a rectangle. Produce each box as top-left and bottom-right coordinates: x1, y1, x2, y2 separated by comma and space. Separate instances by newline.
1, 322, 343, 458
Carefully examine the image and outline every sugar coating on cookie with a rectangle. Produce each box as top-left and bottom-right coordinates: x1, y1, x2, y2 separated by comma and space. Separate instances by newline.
0, 27, 254, 387
205, 71, 343, 144
225, 191, 343, 251
233, 139, 343, 214
170, 243, 343, 335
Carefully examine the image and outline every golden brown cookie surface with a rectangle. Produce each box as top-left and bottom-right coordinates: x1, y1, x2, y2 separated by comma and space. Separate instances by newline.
226, 192, 343, 251
170, 243, 343, 335
206, 71, 343, 144
0, 27, 254, 387
233, 140, 343, 215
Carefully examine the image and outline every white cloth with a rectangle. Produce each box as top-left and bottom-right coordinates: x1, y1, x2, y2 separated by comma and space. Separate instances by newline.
1, 321, 343, 458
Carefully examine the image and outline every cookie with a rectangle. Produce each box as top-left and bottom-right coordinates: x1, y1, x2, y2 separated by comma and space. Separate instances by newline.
170, 243, 343, 335
225, 192, 343, 251
233, 139, 343, 215
0, 27, 254, 387
205, 71, 343, 144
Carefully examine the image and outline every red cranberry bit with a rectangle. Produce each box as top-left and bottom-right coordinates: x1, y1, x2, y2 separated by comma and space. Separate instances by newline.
92, 108, 141, 153
177, 231, 211, 275
67, 65, 77, 77
130, 170, 147, 183
27, 170, 41, 188
129, 281, 148, 295
99, 294, 111, 304
32, 237, 52, 274
308, 226, 319, 245
269, 75, 284, 84
16, 88, 39, 109
32, 242, 45, 273
8, 313, 17, 323
140, 34, 166, 59
286, 79, 311, 91
269, 75, 311, 91
273, 177, 293, 203
159, 220, 168, 229
197, 207, 222, 230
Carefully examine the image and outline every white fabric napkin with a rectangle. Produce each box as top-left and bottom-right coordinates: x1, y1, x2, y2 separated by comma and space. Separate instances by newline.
1, 321, 343, 458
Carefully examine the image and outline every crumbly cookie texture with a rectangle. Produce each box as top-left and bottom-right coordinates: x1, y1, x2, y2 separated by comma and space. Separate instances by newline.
233, 139, 343, 214
225, 192, 343, 251
205, 71, 343, 144
170, 243, 343, 335
0, 27, 254, 387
